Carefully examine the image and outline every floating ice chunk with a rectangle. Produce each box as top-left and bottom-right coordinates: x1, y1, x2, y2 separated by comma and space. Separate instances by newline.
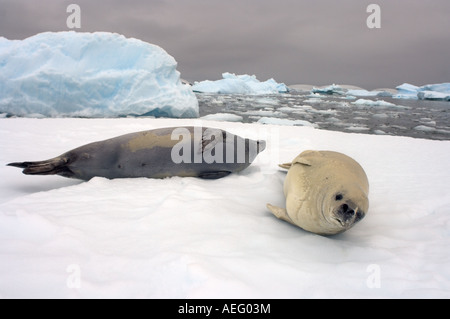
376, 90, 396, 97
308, 84, 394, 98
414, 125, 436, 132
416, 83, 450, 101
393, 83, 420, 100
352, 99, 396, 107
277, 106, 297, 112
0, 31, 199, 118
417, 90, 450, 101
200, 113, 244, 122
420, 83, 450, 94
192, 73, 288, 94
303, 98, 323, 104
346, 90, 372, 96
257, 117, 317, 127
347, 89, 387, 97
392, 93, 418, 100
393, 82, 450, 101
244, 110, 285, 117
346, 125, 370, 131
397, 83, 420, 93
311, 84, 346, 95
253, 97, 279, 105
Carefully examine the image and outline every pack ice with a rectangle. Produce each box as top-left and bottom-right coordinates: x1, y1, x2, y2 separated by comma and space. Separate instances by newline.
0, 32, 199, 118
305, 83, 450, 101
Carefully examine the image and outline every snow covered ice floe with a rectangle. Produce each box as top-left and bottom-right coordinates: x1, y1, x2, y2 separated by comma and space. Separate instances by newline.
1, 118, 450, 298
192, 73, 289, 94
347, 89, 390, 97
351, 99, 396, 107
200, 113, 244, 122
257, 117, 317, 127
0, 32, 198, 118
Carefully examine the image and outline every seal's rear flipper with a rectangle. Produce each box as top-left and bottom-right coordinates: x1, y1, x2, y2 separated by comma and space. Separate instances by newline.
7, 157, 74, 178
278, 163, 292, 170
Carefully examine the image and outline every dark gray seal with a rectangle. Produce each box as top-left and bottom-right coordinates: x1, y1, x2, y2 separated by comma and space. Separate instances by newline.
8, 126, 266, 181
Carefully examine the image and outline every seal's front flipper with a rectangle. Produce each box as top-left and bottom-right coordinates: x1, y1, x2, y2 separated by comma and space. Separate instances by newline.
266, 203, 295, 225
7, 157, 74, 178
199, 171, 231, 179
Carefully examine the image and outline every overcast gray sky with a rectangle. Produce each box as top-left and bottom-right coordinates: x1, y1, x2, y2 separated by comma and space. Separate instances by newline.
1, 0, 449, 89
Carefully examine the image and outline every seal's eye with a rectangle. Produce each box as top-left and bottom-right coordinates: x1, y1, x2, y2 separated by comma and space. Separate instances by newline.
335, 194, 343, 201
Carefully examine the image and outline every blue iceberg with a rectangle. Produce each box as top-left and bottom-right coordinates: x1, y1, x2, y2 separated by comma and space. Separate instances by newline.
0, 32, 199, 118
192, 73, 288, 94
394, 83, 450, 101
393, 83, 421, 100
418, 83, 450, 101
310, 84, 392, 98
417, 90, 450, 101
311, 84, 346, 95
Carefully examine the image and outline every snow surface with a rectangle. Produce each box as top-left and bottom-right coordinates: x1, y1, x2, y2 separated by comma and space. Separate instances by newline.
192, 73, 288, 94
1, 118, 449, 298
0, 32, 198, 118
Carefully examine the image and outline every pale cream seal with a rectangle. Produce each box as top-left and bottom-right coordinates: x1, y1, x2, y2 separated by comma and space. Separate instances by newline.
267, 150, 369, 235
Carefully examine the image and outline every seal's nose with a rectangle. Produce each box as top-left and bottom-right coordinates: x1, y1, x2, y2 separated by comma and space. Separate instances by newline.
341, 204, 355, 221
337, 202, 365, 226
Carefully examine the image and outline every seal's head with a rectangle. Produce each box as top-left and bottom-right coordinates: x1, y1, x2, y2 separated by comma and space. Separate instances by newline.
320, 185, 369, 235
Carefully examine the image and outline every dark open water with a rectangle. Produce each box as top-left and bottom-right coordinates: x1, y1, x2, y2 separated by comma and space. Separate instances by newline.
197, 92, 450, 141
